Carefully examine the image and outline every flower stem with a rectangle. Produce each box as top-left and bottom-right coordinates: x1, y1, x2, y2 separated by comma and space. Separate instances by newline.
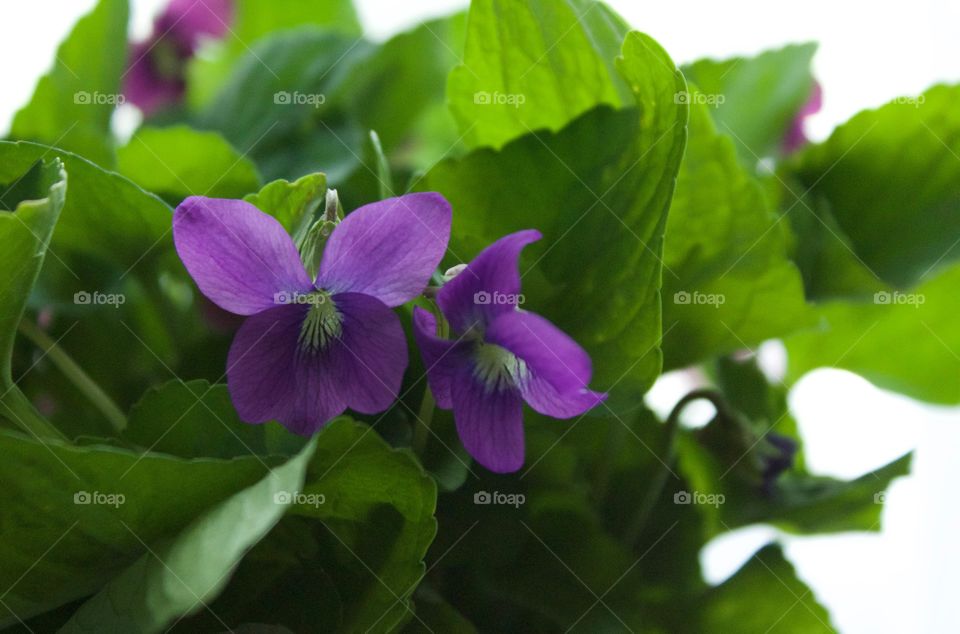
413, 386, 435, 455
623, 388, 726, 548
413, 305, 449, 456
17, 319, 127, 433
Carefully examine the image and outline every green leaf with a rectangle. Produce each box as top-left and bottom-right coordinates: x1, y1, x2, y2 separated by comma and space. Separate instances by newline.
243, 172, 327, 239
662, 94, 812, 369
421, 32, 688, 409
789, 83, 960, 289
195, 28, 374, 182
0, 141, 170, 268
342, 13, 466, 158
701, 545, 834, 633
290, 418, 438, 632
0, 158, 67, 439
677, 421, 911, 536
447, 0, 632, 149
0, 429, 281, 626
123, 380, 305, 460
116, 126, 261, 203
786, 261, 960, 403
186, 0, 362, 108
60, 439, 317, 633
10, 0, 129, 166
682, 43, 817, 163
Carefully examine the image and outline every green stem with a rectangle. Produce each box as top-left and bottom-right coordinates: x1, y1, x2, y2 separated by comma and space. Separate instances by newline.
17, 319, 127, 433
623, 388, 726, 548
592, 416, 628, 503
413, 304, 449, 456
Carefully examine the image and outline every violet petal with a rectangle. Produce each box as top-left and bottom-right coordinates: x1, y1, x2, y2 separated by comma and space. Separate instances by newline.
174, 196, 313, 316
412, 307, 472, 409
317, 193, 452, 307
436, 229, 541, 334
451, 364, 525, 473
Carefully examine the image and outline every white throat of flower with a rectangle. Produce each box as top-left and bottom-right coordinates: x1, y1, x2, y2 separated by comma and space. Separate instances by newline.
298, 291, 342, 352
472, 341, 528, 393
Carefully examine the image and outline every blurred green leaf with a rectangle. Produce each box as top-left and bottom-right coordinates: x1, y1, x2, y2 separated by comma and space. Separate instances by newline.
11, 0, 128, 166
196, 28, 374, 182
662, 94, 812, 369
421, 33, 688, 409
448, 0, 632, 149
186, 0, 362, 107
289, 418, 438, 632
787, 261, 960, 403
0, 141, 170, 268
123, 380, 305, 459
116, 126, 261, 203
682, 43, 817, 162
701, 544, 834, 633
60, 439, 317, 633
0, 429, 280, 627
788, 83, 960, 289
0, 158, 67, 439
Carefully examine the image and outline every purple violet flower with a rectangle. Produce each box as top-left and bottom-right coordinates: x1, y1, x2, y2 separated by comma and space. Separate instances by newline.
783, 81, 823, 153
413, 230, 606, 473
173, 192, 452, 435
124, 0, 233, 115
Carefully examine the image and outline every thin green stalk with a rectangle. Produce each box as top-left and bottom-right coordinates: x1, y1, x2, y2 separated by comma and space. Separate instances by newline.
413, 301, 448, 456
17, 319, 127, 433
624, 388, 726, 548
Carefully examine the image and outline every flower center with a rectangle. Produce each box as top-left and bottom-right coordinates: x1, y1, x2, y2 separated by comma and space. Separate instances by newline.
297, 291, 342, 352
472, 342, 527, 393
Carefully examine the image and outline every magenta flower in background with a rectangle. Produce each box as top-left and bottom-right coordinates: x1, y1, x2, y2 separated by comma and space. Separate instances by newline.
783, 81, 823, 153
173, 193, 452, 435
413, 230, 606, 473
124, 0, 233, 115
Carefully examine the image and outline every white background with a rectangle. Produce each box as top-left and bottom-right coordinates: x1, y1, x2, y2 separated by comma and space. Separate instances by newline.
2, 2, 959, 632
